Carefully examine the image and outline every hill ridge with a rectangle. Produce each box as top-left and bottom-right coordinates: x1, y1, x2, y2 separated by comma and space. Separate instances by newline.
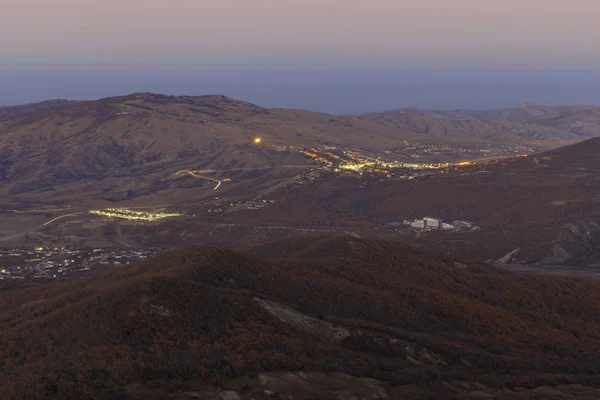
4, 236, 600, 398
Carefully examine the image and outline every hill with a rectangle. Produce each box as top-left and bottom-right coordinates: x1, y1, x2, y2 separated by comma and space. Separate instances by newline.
528, 109, 600, 139
0, 94, 584, 207
360, 112, 594, 141
360, 105, 600, 141
1, 95, 598, 257
377, 105, 596, 122
0, 99, 76, 118
0, 93, 426, 205
217, 138, 600, 266
3, 236, 600, 399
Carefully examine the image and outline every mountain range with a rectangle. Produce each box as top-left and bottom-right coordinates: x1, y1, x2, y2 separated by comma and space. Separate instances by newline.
1, 94, 600, 264
1, 94, 598, 206
0, 93, 417, 204
374, 104, 597, 122
360, 105, 600, 141
2, 94, 600, 399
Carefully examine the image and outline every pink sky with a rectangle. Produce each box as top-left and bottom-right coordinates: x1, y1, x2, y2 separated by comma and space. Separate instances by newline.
2, 0, 600, 68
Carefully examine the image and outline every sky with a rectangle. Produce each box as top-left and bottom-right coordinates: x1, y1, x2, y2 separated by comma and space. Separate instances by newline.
2, 0, 600, 111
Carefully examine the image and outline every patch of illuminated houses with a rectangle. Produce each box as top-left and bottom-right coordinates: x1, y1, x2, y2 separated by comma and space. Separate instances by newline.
0, 247, 167, 280
302, 145, 532, 177
90, 208, 182, 221
207, 199, 276, 213
302, 148, 477, 176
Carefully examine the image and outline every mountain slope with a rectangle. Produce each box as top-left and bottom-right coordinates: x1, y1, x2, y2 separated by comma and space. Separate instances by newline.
360, 112, 589, 140
0, 99, 76, 117
3, 237, 600, 399
1, 94, 594, 206
225, 138, 600, 266
0, 92, 571, 208
527, 108, 600, 139
0, 93, 419, 203
378, 105, 596, 122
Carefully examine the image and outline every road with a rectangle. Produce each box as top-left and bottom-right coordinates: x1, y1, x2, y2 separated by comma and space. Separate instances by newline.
23, 252, 65, 280
175, 165, 312, 191
183, 165, 308, 174
0, 211, 85, 243
533, 157, 548, 167
0, 210, 133, 248
188, 171, 222, 190
42, 212, 83, 226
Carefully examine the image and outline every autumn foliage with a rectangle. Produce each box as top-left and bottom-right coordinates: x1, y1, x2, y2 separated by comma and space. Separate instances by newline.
2, 236, 600, 399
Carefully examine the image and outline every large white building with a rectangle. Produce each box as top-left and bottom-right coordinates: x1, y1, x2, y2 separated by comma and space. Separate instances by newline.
408, 217, 478, 232
411, 220, 426, 229
423, 217, 444, 229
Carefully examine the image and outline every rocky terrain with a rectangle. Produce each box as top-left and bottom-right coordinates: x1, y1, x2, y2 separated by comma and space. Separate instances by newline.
4, 237, 600, 399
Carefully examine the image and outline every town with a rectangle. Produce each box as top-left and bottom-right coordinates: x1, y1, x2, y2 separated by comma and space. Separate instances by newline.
0, 246, 170, 281
206, 199, 276, 214
299, 144, 532, 179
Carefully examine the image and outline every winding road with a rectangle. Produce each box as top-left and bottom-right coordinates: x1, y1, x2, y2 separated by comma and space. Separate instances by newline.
42, 212, 83, 226
188, 171, 222, 190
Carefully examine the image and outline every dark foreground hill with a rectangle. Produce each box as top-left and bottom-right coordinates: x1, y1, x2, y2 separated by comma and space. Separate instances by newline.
3, 236, 600, 399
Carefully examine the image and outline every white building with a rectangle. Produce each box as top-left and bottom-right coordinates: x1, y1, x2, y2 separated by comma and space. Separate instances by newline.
423, 217, 444, 229
411, 220, 426, 229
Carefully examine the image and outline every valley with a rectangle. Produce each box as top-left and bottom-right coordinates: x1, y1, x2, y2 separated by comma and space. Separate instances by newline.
2, 94, 600, 279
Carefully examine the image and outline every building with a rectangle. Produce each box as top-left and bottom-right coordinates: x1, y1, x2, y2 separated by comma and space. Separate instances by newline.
423, 217, 444, 229
411, 220, 426, 229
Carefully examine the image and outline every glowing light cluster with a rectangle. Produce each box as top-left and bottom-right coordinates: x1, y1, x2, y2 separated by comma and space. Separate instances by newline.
339, 163, 369, 171
90, 208, 182, 221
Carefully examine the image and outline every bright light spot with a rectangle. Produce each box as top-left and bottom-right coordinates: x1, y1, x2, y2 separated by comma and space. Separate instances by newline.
254, 137, 262, 144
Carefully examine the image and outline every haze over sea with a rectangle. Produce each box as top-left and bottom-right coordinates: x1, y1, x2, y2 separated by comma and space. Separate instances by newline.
2, 69, 599, 114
